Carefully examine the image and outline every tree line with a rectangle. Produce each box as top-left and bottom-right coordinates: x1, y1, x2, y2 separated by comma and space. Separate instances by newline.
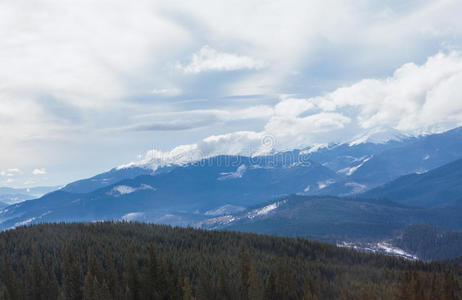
0, 222, 460, 299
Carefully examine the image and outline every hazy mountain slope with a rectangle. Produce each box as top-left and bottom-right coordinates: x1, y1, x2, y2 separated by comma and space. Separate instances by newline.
0, 156, 341, 230
349, 126, 462, 187
199, 195, 462, 240
61, 166, 154, 193
362, 158, 462, 207
0, 186, 58, 204
55, 127, 462, 198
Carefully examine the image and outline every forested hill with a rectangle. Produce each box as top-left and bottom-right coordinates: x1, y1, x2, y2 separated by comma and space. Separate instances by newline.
0, 222, 461, 300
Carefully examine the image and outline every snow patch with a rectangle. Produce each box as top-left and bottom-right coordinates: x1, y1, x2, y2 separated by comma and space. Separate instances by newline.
338, 156, 372, 176
348, 127, 409, 146
317, 179, 335, 190
108, 184, 156, 196
344, 182, 367, 194
218, 164, 247, 180
122, 212, 145, 221
247, 200, 287, 219
195, 215, 236, 229
205, 204, 246, 216
337, 241, 418, 260
14, 217, 36, 227
300, 144, 328, 154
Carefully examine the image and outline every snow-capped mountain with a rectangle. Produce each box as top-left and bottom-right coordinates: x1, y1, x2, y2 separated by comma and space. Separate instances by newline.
0, 155, 340, 230
1, 127, 462, 233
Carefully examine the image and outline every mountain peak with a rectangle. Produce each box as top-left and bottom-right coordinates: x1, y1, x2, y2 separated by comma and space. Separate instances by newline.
348, 127, 411, 146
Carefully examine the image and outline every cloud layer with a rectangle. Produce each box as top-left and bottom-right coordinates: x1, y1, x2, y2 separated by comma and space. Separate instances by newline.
127, 51, 462, 169
2, 0, 462, 185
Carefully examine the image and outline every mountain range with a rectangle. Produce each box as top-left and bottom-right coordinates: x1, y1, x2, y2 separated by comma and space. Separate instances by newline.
1, 127, 462, 260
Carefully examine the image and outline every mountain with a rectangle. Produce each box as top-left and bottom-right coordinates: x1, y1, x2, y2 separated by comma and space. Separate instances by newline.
53, 126, 462, 198
348, 126, 462, 187
61, 166, 154, 193
0, 186, 58, 205
362, 158, 462, 208
196, 195, 462, 240
2, 127, 462, 235
0, 156, 341, 230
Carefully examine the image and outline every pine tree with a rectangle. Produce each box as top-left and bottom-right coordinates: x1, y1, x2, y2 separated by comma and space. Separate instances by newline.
182, 277, 194, 300
302, 272, 318, 300
126, 249, 141, 300
239, 247, 251, 300
1, 251, 21, 300
264, 271, 278, 300
143, 244, 160, 299
247, 264, 263, 300
61, 243, 82, 300
43, 256, 59, 300
217, 263, 231, 300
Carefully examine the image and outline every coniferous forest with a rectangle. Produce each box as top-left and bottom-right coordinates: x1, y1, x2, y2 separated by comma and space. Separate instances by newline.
0, 222, 461, 300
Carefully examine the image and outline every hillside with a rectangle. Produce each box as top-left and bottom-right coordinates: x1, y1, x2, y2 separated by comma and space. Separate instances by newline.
198, 195, 462, 241
392, 225, 462, 261
363, 159, 462, 208
348, 126, 462, 187
0, 222, 461, 299
0, 156, 341, 230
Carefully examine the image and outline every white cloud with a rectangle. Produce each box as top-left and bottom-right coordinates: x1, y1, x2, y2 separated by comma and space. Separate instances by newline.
0, 168, 22, 177
308, 51, 462, 134
122, 106, 274, 132
178, 45, 266, 74
2, 0, 462, 185
32, 168, 47, 175
122, 51, 462, 169
151, 88, 182, 96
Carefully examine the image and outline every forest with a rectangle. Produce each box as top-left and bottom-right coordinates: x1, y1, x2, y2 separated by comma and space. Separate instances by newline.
0, 222, 460, 299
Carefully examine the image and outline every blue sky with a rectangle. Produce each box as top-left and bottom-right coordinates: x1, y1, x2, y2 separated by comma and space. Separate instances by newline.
1, 0, 462, 187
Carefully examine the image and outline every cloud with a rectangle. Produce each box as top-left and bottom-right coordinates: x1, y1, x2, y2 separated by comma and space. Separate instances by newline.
122, 51, 462, 169
151, 88, 182, 96
2, 0, 462, 185
178, 45, 266, 74
0, 168, 22, 177
308, 51, 462, 134
32, 168, 47, 175
122, 106, 274, 132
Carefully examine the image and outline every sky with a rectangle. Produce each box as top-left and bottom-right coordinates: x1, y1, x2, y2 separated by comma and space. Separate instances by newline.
1, 0, 462, 187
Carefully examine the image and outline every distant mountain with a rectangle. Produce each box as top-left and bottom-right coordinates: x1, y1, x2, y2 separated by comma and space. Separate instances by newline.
197, 195, 462, 240
0, 186, 58, 205
362, 158, 462, 208
348, 127, 462, 187
311, 127, 462, 195
0, 156, 341, 230
2, 127, 462, 237
61, 166, 155, 193
56, 126, 462, 198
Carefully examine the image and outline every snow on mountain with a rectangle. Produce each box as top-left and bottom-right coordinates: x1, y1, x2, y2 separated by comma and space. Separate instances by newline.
107, 184, 155, 196
337, 241, 418, 260
337, 155, 373, 176
348, 127, 411, 146
247, 200, 287, 219
196, 200, 287, 229
218, 164, 247, 180
317, 179, 335, 190
122, 212, 145, 221
204, 204, 246, 216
